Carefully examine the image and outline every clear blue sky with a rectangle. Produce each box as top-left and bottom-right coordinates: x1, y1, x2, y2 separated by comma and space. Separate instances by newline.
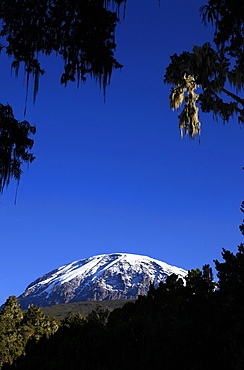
0, 0, 243, 305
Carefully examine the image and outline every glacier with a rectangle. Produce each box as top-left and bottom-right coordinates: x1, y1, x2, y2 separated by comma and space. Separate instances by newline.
18, 253, 187, 309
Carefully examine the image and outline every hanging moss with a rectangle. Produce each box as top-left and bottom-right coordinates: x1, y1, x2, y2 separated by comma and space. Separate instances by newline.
165, 42, 243, 138
0, 0, 127, 101
165, 0, 243, 138
0, 104, 36, 193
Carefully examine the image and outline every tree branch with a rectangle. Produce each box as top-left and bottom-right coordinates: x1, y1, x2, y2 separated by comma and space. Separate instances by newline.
221, 87, 244, 107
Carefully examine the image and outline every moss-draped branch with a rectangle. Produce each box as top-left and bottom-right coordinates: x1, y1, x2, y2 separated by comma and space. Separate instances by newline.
165, 0, 244, 138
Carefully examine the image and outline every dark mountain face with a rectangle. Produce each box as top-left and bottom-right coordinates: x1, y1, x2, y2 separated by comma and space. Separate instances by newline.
18, 253, 187, 309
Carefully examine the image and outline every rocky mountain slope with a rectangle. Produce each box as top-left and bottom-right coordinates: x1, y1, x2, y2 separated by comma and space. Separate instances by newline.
18, 253, 187, 309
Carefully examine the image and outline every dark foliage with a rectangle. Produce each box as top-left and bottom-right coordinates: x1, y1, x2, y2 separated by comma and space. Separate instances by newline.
164, 0, 244, 137
0, 0, 126, 191
200, 0, 244, 63
0, 104, 36, 193
0, 0, 126, 100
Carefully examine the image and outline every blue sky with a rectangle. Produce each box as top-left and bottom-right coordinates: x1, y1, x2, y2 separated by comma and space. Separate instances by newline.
0, 0, 243, 305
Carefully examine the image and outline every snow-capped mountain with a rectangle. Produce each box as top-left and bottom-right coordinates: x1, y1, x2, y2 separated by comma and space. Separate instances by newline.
18, 253, 187, 309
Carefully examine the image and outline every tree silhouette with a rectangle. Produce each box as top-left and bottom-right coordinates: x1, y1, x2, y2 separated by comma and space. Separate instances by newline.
164, 0, 244, 138
0, 104, 36, 193
0, 0, 125, 192
0, 0, 125, 100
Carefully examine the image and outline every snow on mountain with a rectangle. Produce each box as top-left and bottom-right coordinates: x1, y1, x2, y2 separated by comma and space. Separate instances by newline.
18, 253, 187, 309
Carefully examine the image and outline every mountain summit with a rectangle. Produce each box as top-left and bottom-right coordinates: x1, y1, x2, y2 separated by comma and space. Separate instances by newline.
18, 253, 187, 309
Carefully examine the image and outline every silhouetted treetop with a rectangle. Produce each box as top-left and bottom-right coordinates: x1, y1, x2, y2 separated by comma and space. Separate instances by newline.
200, 0, 244, 57
164, 0, 244, 138
215, 244, 244, 296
